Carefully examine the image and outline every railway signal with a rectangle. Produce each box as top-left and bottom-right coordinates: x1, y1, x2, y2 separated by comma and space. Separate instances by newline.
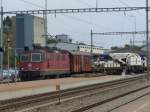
0, 47, 3, 52
146, 0, 149, 80
56, 85, 61, 104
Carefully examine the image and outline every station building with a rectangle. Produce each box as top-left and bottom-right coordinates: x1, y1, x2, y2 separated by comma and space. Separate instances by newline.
55, 34, 72, 43
48, 42, 106, 55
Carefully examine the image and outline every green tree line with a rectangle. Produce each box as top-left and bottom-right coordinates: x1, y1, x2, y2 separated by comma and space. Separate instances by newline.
3, 16, 16, 68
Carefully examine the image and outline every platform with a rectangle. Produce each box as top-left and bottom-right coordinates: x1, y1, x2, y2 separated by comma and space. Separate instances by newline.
0, 75, 133, 101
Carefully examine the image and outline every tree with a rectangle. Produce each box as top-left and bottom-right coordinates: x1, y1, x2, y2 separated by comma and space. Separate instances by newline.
111, 46, 119, 50
124, 44, 130, 48
3, 16, 12, 30
47, 38, 58, 44
3, 16, 14, 68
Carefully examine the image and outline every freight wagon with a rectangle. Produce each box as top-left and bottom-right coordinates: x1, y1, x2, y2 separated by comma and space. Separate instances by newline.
93, 53, 146, 74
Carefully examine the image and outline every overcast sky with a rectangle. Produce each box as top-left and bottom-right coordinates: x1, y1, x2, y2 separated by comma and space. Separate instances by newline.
2, 0, 147, 49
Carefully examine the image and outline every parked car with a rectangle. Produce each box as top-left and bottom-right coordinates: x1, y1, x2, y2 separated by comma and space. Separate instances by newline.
0, 69, 18, 80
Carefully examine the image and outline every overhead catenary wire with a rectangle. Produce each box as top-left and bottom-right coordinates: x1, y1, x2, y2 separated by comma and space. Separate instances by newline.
60, 14, 112, 30
4, 7, 145, 14
5, 0, 147, 48
17, 0, 114, 33
17, 0, 112, 31
17, 0, 112, 38
116, 0, 143, 15
45, 16, 92, 40
116, 0, 142, 47
117, 0, 129, 7
17, 0, 107, 42
75, 0, 92, 7
92, 31, 149, 35
18, 0, 44, 8
18, 0, 49, 44
50, 17, 106, 46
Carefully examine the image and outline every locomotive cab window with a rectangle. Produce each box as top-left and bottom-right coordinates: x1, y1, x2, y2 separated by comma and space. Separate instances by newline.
31, 53, 41, 62
41, 53, 45, 61
20, 54, 29, 62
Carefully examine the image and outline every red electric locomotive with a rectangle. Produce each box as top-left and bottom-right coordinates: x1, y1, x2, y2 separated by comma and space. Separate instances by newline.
19, 49, 92, 81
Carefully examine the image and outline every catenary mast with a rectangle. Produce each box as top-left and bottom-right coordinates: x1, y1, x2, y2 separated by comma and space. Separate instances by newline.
44, 0, 48, 45
0, 0, 3, 78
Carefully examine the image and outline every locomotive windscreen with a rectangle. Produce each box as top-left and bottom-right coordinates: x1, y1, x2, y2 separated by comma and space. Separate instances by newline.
31, 53, 41, 62
20, 54, 29, 62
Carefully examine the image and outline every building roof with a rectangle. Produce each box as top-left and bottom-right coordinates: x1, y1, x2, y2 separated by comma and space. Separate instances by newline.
69, 51, 91, 55
109, 48, 146, 56
48, 42, 105, 49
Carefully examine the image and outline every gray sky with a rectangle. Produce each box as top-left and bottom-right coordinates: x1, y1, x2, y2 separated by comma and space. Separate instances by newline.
2, 0, 147, 49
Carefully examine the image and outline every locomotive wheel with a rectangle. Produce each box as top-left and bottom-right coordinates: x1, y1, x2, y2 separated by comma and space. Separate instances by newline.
20, 75, 27, 81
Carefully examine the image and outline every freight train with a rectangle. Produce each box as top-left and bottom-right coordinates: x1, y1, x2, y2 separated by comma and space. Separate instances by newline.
19, 48, 147, 81
19, 49, 91, 81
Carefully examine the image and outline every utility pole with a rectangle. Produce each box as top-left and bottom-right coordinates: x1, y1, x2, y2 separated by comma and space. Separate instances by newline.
134, 17, 136, 46
91, 29, 93, 60
146, 0, 149, 80
132, 17, 136, 48
44, 0, 48, 45
14, 49, 17, 77
0, 0, 3, 78
7, 36, 10, 79
96, 0, 98, 9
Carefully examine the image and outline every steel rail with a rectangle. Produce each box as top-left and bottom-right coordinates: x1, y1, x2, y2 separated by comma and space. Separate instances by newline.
72, 82, 150, 112
0, 75, 147, 111
108, 91, 150, 112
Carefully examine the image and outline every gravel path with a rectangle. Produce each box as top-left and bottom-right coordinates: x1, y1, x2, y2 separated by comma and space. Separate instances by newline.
0, 75, 125, 92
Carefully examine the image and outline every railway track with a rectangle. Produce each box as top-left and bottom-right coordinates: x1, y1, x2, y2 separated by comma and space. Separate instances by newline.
73, 82, 150, 112
107, 90, 150, 112
0, 74, 147, 112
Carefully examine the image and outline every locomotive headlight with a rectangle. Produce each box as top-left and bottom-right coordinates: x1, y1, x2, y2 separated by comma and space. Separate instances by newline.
28, 63, 32, 68
35, 68, 40, 70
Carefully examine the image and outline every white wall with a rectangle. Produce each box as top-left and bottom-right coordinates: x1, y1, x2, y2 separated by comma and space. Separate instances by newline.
33, 16, 46, 46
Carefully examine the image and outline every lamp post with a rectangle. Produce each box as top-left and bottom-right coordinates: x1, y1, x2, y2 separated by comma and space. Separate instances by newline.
44, 0, 48, 45
91, 29, 93, 62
